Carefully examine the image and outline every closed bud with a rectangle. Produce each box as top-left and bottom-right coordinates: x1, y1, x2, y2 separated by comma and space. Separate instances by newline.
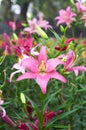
36, 25, 48, 39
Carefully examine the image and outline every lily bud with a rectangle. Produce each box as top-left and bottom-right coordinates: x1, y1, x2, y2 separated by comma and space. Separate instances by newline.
36, 25, 48, 39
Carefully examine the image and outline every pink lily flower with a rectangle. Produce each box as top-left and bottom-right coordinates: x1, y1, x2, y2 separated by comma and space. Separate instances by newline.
55, 6, 76, 27
58, 50, 86, 76
24, 16, 52, 34
10, 53, 29, 82
16, 46, 67, 94
37, 15, 52, 30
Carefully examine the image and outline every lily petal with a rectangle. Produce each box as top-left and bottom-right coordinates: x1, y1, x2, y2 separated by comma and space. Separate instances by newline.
72, 69, 79, 76
46, 58, 64, 72
49, 71, 67, 83
36, 74, 50, 94
10, 70, 23, 82
0, 106, 6, 117
21, 57, 39, 72
38, 46, 47, 63
73, 66, 86, 76
17, 72, 36, 81
66, 50, 75, 69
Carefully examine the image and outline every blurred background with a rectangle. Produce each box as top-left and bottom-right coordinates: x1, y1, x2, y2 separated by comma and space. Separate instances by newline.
0, 0, 86, 37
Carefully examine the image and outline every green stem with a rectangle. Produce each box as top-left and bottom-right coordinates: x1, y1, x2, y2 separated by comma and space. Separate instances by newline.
72, 25, 75, 38
61, 83, 64, 103
38, 93, 46, 130
64, 26, 68, 37
68, 123, 71, 130
0, 70, 6, 89
0, 55, 6, 65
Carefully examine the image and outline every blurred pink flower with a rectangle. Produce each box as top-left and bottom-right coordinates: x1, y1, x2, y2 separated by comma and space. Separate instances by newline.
8, 21, 22, 31
58, 50, 86, 76
1, 33, 33, 56
37, 15, 52, 30
8, 21, 16, 31
2, 33, 11, 54
75, 0, 86, 13
24, 18, 37, 34
16, 46, 67, 94
55, 6, 76, 27
75, 0, 86, 26
81, 12, 86, 26
12, 33, 33, 56
24, 16, 52, 34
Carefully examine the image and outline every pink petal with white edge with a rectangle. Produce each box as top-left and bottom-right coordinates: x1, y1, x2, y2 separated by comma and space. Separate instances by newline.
46, 58, 64, 72
72, 69, 79, 76
12, 63, 21, 69
38, 46, 47, 63
21, 57, 39, 72
36, 74, 50, 94
10, 70, 23, 82
50, 71, 67, 83
66, 51, 75, 68
0, 106, 6, 117
17, 72, 36, 81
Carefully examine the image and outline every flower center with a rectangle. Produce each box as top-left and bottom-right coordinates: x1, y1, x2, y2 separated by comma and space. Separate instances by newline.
61, 57, 67, 62
38, 60, 46, 72
63, 14, 69, 21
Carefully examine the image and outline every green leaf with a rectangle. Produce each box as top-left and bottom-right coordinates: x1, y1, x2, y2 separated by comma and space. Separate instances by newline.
43, 89, 61, 112
49, 124, 68, 129
49, 29, 61, 43
26, 95, 39, 113
0, 55, 5, 65
49, 29, 61, 49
